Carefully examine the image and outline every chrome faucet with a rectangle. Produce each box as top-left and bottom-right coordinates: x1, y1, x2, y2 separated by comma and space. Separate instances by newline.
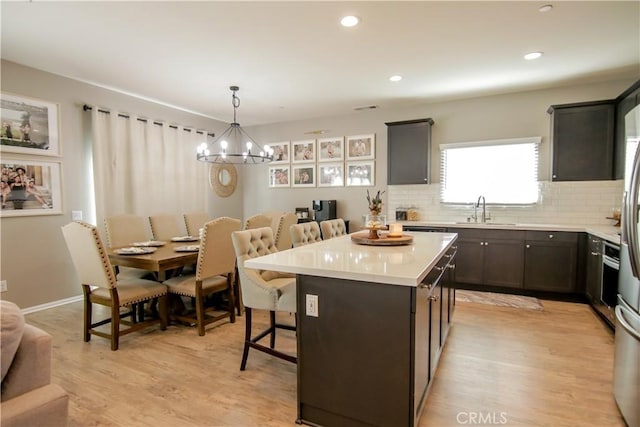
476, 195, 486, 223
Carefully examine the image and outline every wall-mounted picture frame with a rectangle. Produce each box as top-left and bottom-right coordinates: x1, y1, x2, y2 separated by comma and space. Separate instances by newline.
317, 136, 344, 162
268, 166, 290, 188
1, 157, 62, 217
292, 165, 316, 188
346, 161, 375, 187
269, 141, 290, 164
292, 139, 316, 163
0, 93, 60, 157
346, 134, 375, 160
318, 163, 344, 187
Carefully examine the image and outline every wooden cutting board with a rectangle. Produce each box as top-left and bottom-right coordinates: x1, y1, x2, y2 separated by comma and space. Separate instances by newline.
351, 232, 414, 246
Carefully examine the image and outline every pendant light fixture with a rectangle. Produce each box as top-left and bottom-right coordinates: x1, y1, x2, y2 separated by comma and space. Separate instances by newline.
197, 86, 273, 164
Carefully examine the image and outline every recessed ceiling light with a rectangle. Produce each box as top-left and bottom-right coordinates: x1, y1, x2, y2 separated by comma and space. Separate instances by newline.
524, 51, 543, 60
389, 75, 403, 82
538, 4, 553, 12
341, 15, 360, 27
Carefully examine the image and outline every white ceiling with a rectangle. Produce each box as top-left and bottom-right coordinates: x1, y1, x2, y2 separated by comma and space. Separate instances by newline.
2, 1, 639, 126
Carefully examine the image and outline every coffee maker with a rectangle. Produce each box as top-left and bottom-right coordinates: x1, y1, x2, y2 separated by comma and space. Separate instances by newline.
312, 200, 337, 221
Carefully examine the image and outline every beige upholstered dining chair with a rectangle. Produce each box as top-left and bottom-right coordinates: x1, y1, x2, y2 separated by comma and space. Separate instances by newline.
104, 214, 148, 247
290, 222, 323, 247
163, 217, 240, 336
244, 213, 272, 230
232, 227, 297, 370
275, 212, 298, 251
61, 221, 168, 351
320, 218, 347, 240
149, 214, 182, 241
183, 211, 209, 237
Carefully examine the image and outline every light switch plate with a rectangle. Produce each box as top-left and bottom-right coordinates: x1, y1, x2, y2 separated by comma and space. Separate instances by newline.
71, 210, 83, 221
0, 280, 7, 292
306, 294, 318, 317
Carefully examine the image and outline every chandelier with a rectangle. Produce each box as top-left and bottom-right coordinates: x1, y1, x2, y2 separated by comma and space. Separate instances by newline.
197, 86, 273, 164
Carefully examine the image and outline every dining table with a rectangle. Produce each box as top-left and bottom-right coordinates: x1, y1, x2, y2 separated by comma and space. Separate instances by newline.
108, 240, 199, 282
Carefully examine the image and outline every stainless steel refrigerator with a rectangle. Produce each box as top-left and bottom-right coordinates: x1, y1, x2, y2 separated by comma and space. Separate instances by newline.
617, 103, 640, 427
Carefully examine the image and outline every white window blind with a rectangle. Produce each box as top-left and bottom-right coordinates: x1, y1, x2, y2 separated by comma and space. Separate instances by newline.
440, 137, 541, 204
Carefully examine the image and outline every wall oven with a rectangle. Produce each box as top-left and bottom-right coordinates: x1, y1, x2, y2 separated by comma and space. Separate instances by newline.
600, 241, 620, 325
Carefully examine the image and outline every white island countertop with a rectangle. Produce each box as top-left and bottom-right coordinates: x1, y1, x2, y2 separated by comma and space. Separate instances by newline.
244, 232, 458, 287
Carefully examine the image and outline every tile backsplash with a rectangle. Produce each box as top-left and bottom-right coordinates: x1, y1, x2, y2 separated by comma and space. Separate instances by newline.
388, 180, 624, 225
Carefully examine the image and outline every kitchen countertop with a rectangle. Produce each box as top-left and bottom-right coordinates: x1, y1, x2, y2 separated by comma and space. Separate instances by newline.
397, 221, 621, 244
244, 231, 457, 287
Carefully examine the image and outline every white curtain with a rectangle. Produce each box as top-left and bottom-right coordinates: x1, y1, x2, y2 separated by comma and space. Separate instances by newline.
91, 108, 208, 230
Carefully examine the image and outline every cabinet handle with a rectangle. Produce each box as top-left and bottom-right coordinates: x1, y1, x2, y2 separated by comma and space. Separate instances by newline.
549, 234, 554, 239
484, 241, 488, 246
434, 266, 444, 272
424, 178, 428, 182
452, 245, 458, 250
419, 283, 433, 289
443, 254, 452, 258
552, 174, 557, 179
428, 295, 440, 301
591, 251, 600, 256
480, 242, 484, 246
526, 244, 531, 248
592, 239, 600, 243
447, 263, 455, 270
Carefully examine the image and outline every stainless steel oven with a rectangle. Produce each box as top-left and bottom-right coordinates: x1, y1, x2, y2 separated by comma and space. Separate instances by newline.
600, 241, 620, 325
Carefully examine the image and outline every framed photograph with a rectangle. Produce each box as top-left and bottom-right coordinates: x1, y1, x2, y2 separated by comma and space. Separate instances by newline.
1, 93, 60, 157
346, 134, 375, 160
292, 165, 316, 188
268, 166, 290, 188
318, 163, 344, 187
1, 157, 62, 217
268, 141, 290, 164
317, 137, 344, 162
346, 161, 375, 186
291, 140, 316, 163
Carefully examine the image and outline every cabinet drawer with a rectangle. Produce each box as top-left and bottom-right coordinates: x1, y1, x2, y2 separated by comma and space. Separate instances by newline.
525, 231, 578, 242
452, 227, 525, 240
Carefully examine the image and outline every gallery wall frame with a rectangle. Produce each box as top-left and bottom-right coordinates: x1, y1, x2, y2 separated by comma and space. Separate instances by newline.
318, 163, 345, 187
292, 164, 316, 188
1, 156, 63, 217
268, 166, 291, 188
291, 139, 316, 163
346, 134, 375, 161
0, 93, 60, 157
346, 160, 375, 187
317, 136, 344, 162
269, 141, 291, 164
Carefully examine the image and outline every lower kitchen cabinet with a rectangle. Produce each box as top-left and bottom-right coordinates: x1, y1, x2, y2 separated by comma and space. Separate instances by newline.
585, 234, 603, 303
452, 228, 525, 288
523, 231, 578, 292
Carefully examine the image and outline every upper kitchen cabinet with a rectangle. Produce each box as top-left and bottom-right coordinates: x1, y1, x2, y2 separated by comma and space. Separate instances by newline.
614, 80, 640, 180
548, 100, 615, 181
386, 118, 434, 185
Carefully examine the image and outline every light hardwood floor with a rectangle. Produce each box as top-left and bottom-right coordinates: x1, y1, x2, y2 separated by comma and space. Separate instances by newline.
23, 298, 624, 427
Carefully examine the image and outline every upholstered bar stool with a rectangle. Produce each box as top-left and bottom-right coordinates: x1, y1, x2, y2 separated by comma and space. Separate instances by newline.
320, 218, 347, 240
290, 222, 323, 247
232, 227, 297, 370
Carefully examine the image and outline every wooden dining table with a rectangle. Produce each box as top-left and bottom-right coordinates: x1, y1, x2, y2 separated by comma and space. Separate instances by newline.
108, 241, 199, 281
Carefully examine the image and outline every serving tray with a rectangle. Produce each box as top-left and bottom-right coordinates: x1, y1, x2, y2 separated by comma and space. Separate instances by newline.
351, 232, 414, 246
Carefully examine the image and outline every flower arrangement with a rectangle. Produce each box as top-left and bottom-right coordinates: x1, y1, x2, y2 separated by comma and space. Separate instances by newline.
366, 189, 385, 215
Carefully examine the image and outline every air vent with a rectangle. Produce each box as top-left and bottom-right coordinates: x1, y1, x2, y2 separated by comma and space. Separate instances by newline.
353, 105, 379, 111
304, 130, 329, 135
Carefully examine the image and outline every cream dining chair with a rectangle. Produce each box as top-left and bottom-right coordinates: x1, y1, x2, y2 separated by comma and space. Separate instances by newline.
61, 221, 168, 351
320, 218, 347, 240
104, 214, 150, 280
232, 227, 297, 370
149, 214, 182, 241
183, 211, 209, 237
275, 212, 298, 251
244, 214, 272, 230
290, 222, 323, 247
163, 217, 240, 336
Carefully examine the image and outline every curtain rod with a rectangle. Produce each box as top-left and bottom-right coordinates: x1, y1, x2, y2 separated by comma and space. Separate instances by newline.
82, 104, 215, 138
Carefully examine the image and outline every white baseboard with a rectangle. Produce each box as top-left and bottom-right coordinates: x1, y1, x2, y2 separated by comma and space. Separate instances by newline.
21, 294, 84, 314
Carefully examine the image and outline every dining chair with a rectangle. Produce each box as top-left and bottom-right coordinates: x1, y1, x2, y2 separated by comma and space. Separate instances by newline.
232, 227, 297, 370
290, 222, 323, 247
149, 214, 182, 241
61, 221, 168, 351
183, 211, 209, 237
275, 212, 298, 251
163, 217, 240, 336
261, 210, 284, 235
104, 214, 150, 280
320, 218, 347, 240
244, 213, 272, 230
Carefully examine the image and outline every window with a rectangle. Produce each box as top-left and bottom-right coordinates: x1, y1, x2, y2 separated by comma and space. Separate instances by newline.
440, 137, 541, 204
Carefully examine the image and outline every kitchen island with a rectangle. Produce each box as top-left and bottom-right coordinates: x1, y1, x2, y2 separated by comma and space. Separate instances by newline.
245, 231, 458, 427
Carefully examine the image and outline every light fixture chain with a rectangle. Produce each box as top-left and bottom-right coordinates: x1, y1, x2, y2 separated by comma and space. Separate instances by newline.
232, 89, 240, 123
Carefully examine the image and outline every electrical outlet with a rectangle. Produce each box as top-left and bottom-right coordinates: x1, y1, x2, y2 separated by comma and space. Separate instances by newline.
71, 210, 83, 221
306, 294, 318, 317
0, 280, 7, 292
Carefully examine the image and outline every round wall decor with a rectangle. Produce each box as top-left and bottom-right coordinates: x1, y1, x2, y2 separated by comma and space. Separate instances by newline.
209, 163, 237, 197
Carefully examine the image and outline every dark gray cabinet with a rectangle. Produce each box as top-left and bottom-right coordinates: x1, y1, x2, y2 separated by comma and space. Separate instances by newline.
452, 228, 525, 288
585, 234, 603, 303
614, 80, 640, 179
548, 100, 615, 181
386, 118, 434, 185
524, 231, 578, 292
